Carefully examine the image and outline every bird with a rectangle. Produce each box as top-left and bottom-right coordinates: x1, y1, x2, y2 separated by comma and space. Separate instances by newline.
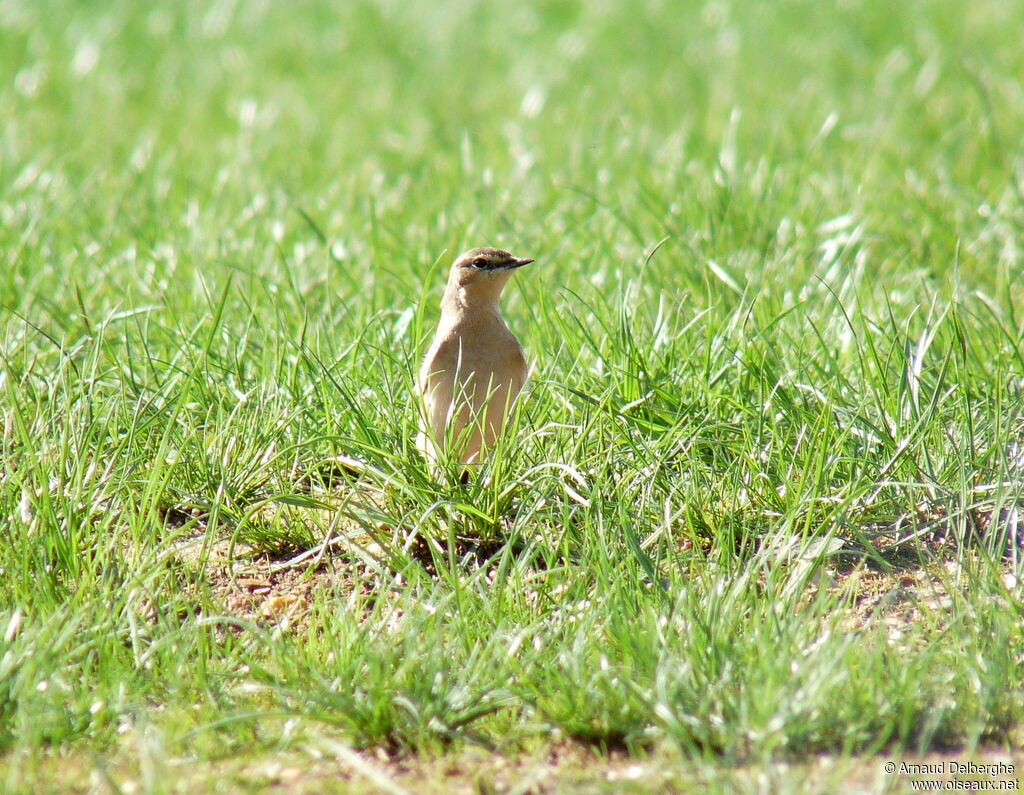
417, 247, 533, 470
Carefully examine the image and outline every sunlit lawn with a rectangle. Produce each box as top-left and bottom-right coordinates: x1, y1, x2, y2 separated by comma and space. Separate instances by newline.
2, 0, 1023, 790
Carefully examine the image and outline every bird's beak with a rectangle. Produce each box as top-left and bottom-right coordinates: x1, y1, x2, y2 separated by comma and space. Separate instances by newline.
507, 258, 533, 269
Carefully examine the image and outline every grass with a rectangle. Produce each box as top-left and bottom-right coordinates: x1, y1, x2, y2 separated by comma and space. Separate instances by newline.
2, 0, 1024, 790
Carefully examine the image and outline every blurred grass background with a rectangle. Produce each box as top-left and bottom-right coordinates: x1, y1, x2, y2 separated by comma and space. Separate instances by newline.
4, 0, 1022, 312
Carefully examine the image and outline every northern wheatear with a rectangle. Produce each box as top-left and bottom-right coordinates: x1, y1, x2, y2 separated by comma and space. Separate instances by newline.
417, 247, 533, 468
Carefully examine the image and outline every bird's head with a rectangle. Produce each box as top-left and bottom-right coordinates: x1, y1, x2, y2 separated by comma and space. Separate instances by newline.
445, 247, 533, 303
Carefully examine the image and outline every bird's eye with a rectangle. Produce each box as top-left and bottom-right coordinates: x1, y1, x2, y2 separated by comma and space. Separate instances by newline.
470, 258, 487, 269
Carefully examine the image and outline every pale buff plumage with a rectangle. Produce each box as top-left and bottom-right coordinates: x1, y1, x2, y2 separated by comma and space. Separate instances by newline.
417, 247, 532, 467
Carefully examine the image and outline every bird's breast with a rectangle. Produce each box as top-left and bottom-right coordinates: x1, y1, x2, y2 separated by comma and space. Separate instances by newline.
420, 319, 525, 388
